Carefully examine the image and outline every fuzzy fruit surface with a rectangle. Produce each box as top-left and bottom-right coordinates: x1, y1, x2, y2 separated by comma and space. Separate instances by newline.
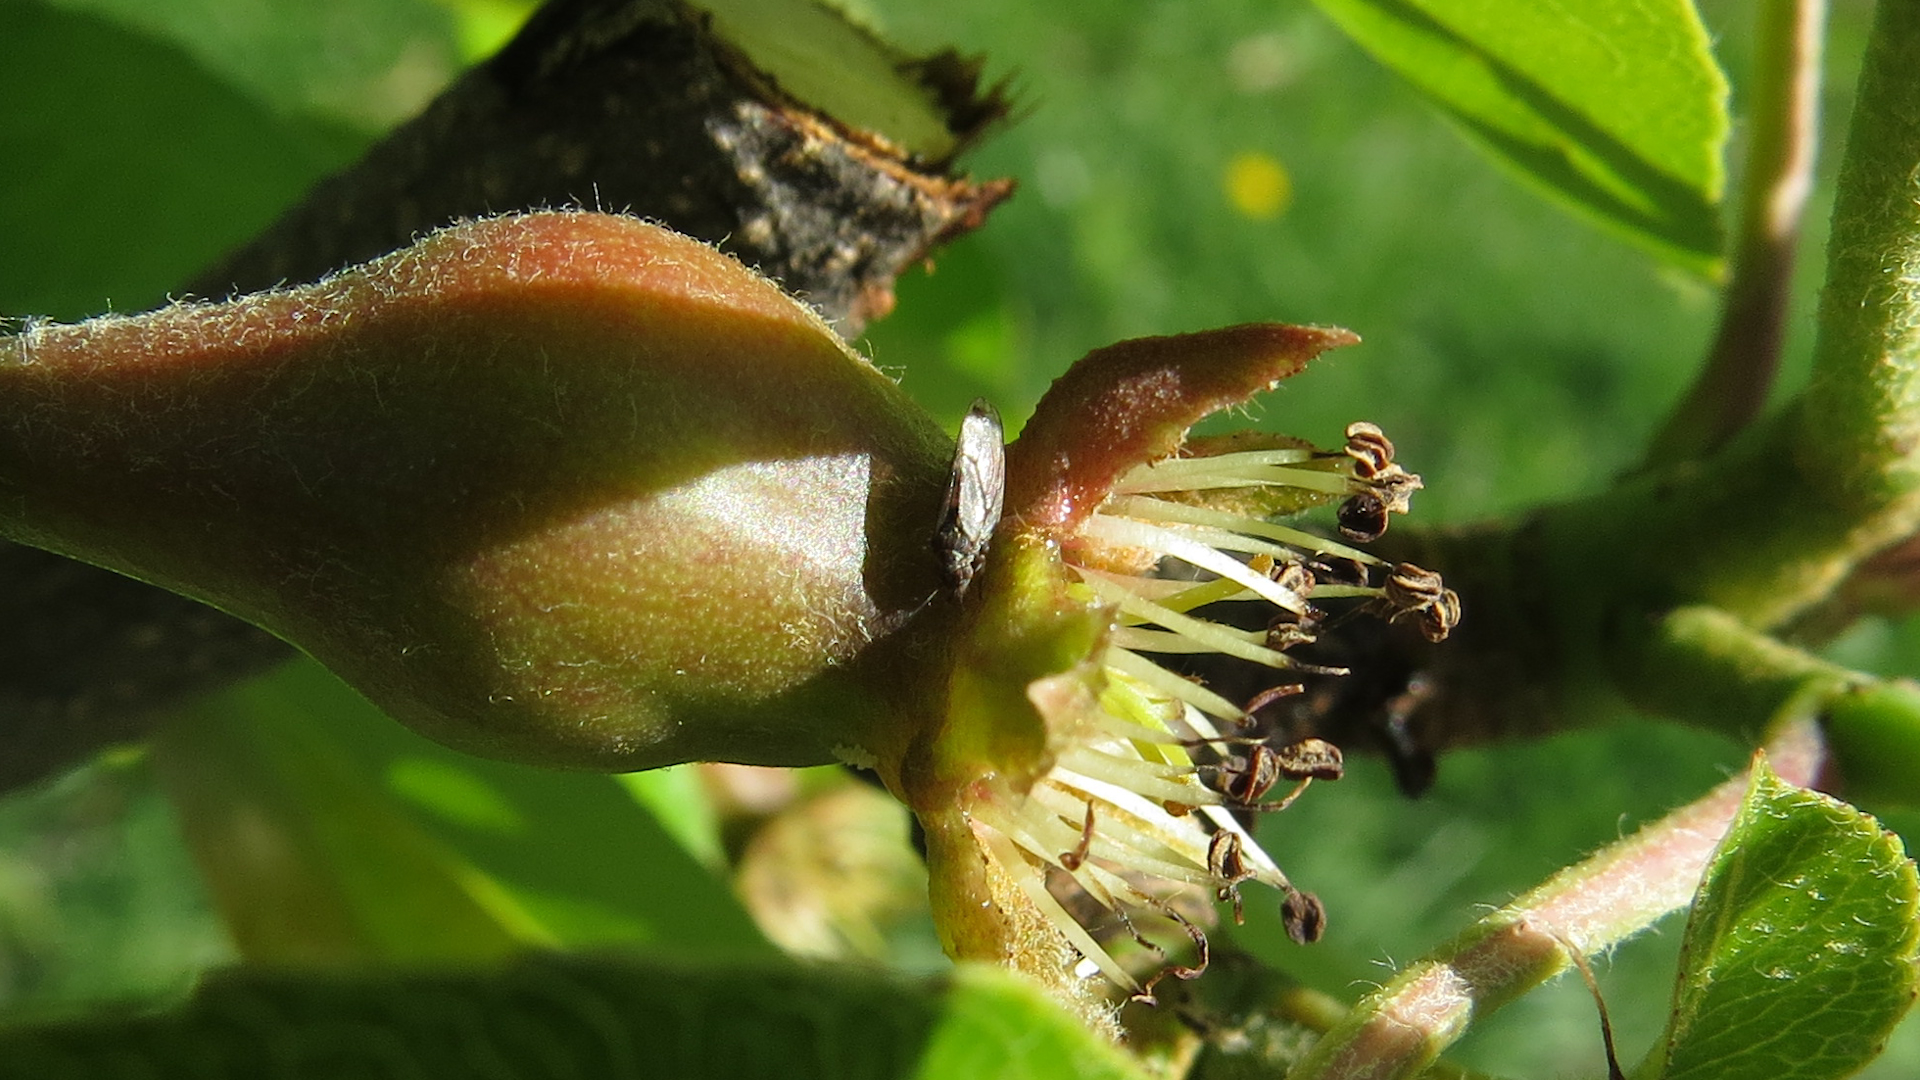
0, 213, 951, 770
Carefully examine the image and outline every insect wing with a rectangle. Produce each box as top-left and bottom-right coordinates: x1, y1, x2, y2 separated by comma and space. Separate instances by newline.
952, 402, 1006, 545
934, 399, 1006, 594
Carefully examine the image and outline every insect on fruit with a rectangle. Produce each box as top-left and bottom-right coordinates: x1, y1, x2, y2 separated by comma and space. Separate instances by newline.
933, 399, 1007, 596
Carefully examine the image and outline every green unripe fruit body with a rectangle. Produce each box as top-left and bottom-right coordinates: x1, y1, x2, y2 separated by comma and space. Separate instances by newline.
0, 213, 951, 771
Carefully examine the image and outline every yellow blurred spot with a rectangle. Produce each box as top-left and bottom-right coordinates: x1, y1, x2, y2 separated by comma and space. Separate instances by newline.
1224, 152, 1292, 220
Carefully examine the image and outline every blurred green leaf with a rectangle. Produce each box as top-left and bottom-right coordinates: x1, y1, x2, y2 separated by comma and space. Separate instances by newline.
1639, 758, 1920, 1080
615, 766, 728, 872
917, 965, 1150, 1080
0, 1, 360, 322
1306, 0, 1728, 274
696, 0, 984, 161
429, 0, 539, 63
0, 957, 1149, 1080
152, 662, 772, 966
153, 678, 531, 965
38, 0, 462, 129
0, 761, 233, 1019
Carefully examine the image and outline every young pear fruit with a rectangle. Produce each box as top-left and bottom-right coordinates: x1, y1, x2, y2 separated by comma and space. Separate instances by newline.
0, 213, 951, 772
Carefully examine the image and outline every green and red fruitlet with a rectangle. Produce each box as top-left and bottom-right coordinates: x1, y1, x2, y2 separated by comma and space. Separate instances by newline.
0, 211, 1454, 1025
1, 212, 954, 773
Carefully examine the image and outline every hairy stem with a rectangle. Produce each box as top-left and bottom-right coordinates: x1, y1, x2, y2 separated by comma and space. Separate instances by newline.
1626, 605, 1857, 742
1623, 0, 1920, 622
1793, 1, 1920, 502
1622, 603, 1920, 806
1648, 0, 1824, 463
1288, 720, 1826, 1080
1602, 0, 1920, 632
1390, 1, 1920, 759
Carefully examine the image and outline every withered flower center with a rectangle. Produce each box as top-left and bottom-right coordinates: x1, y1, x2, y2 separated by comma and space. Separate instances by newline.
972, 421, 1456, 1000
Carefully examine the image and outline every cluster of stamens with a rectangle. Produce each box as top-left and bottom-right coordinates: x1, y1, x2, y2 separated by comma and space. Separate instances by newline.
976, 422, 1456, 1001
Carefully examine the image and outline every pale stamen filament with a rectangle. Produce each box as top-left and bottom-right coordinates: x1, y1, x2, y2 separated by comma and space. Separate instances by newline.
1094, 574, 1246, 609
976, 824, 1139, 990
972, 802, 1127, 901
1076, 515, 1308, 612
1303, 584, 1378, 599
994, 790, 1220, 889
1098, 514, 1328, 568
1081, 574, 1303, 670
1041, 769, 1245, 873
1111, 627, 1234, 654
1089, 708, 1202, 750
1053, 746, 1225, 807
1105, 648, 1250, 723
1062, 741, 1202, 782
1114, 469, 1351, 497
1101, 495, 1382, 565
1116, 447, 1320, 480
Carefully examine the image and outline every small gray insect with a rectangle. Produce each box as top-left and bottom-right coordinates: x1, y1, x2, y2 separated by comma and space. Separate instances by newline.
933, 399, 1006, 597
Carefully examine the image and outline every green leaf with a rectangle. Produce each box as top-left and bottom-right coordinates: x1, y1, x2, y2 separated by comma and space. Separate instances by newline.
616, 766, 729, 872
917, 965, 1153, 1080
1306, 0, 1728, 274
1639, 757, 1920, 1080
1823, 680, 1920, 810
0, 957, 1152, 1080
0, 1, 359, 322
154, 679, 528, 965
692, 0, 1003, 162
36, 0, 464, 129
153, 661, 773, 965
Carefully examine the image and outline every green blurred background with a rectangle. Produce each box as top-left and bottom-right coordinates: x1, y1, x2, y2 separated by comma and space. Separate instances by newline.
2, 0, 1913, 1074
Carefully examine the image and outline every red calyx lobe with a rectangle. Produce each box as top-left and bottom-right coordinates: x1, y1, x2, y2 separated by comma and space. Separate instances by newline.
1002, 323, 1361, 534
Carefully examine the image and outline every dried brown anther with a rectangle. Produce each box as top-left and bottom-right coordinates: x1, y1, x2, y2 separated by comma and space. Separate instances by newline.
1337, 491, 1389, 542
1265, 606, 1324, 651
1379, 562, 1462, 642
1265, 623, 1317, 650
1383, 562, 1445, 608
1207, 831, 1258, 923
1343, 421, 1396, 479
1269, 557, 1316, 595
1211, 745, 1283, 804
1368, 467, 1424, 515
1203, 750, 1326, 814
1282, 889, 1328, 944
1417, 588, 1463, 642
1272, 737, 1344, 781
1311, 555, 1370, 586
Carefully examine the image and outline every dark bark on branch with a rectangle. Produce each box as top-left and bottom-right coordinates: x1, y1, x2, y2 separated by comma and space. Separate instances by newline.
0, 0, 1011, 793
185, 0, 1011, 329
